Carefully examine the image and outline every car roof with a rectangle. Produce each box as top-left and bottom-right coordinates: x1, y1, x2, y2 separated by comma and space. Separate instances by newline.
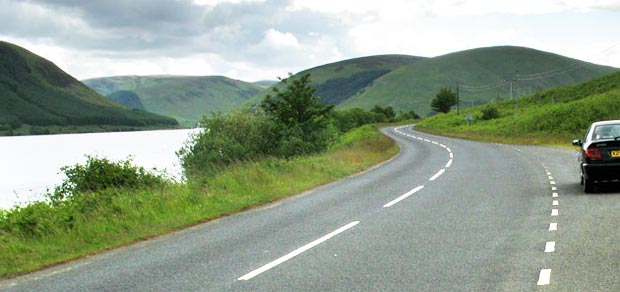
591, 120, 620, 127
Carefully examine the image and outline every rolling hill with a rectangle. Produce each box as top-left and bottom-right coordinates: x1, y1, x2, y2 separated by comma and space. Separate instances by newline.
0, 41, 178, 135
249, 54, 426, 105
339, 46, 618, 115
83, 75, 265, 127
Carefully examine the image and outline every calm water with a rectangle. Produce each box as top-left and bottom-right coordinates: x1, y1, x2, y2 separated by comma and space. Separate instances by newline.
0, 129, 199, 209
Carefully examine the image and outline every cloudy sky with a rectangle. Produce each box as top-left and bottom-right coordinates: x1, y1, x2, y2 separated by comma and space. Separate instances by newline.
1, 0, 619, 82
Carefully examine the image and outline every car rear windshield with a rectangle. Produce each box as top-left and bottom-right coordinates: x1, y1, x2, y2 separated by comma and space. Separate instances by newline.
593, 124, 620, 140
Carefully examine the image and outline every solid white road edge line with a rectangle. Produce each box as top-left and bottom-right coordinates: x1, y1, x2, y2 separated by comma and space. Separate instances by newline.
429, 169, 446, 181
537, 269, 552, 285
238, 221, 360, 281
384, 186, 425, 208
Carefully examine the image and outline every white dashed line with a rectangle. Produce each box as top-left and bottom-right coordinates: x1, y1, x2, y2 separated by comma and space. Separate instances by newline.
383, 186, 425, 208
552, 192, 558, 198
549, 222, 557, 231
550, 181, 556, 185
545, 241, 556, 253
238, 221, 360, 281
551, 209, 559, 216
537, 269, 552, 285
552, 200, 559, 206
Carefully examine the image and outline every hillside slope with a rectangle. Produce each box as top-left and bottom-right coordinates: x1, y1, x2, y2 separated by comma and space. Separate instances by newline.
84, 76, 264, 126
249, 54, 426, 105
417, 71, 620, 142
340, 46, 617, 116
0, 41, 178, 134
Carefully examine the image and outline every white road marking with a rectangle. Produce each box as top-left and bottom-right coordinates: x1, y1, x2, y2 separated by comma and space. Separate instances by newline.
445, 159, 453, 168
439, 144, 447, 148
550, 181, 556, 185
384, 186, 425, 208
548, 176, 554, 180
447, 147, 452, 153
424, 138, 431, 143
537, 269, 552, 285
551, 209, 559, 216
429, 169, 446, 181
549, 222, 557, 231
449, 152, 454, 159
551, 186, 557, 191
545, 241, 556, 253
552, 192, 558, 198
432, 141, 439, 145
553, 200, 559, 206
238, 221, 360, 281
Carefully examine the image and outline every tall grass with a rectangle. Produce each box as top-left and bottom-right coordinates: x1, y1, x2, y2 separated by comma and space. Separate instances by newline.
0, 124, 397, 278
416, 72, 620, 146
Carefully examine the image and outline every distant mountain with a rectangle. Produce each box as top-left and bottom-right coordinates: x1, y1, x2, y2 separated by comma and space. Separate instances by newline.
338, 46, 618, 115
249, 54, 426, 105
107, 90, 145, 110
0, 41, 177, 135
83, 75, 265, 126
254, 80, 278, 88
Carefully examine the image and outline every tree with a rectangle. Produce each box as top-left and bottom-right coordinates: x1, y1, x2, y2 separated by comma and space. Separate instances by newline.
261, 73, 337, 157
431, 88, 457, 113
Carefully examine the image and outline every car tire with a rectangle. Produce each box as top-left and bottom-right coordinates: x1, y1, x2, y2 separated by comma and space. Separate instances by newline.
583, 177, 595, 193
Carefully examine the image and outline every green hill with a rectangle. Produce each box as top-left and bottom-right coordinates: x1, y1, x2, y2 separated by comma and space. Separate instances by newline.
249, 54, 426, 105
416, 71, 620, 143
0, 41, 178, 135
107, 90, 145, 110
340, 46, 618, 116
83, 75, 265, 127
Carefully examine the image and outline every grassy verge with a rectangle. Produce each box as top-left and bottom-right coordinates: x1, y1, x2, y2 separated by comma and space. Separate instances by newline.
414, 125, 575, 148
0, 124, 397, 278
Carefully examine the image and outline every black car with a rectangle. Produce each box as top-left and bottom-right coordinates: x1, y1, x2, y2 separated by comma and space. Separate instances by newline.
573, 120, 620, 192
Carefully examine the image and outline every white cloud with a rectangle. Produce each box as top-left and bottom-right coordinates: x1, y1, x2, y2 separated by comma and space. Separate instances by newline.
261, 28, 301, 49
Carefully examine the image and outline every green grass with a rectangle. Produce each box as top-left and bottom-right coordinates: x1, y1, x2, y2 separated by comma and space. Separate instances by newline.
0, 124, 397, 278
416, 71, 620, 146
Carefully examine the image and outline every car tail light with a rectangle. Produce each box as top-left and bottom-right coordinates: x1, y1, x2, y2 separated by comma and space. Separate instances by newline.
586, 147, 602, 159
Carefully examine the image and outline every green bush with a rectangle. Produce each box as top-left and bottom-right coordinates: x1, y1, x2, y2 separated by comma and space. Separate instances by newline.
178, 107, 279, 176
481, 106, 500, 120
50, 156, 166, 203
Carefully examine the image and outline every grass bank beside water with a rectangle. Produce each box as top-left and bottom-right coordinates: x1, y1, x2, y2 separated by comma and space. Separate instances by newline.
0, 124, 398, 278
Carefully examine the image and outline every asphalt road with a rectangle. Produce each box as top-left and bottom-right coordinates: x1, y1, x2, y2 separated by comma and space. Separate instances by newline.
2, 126, 620, 291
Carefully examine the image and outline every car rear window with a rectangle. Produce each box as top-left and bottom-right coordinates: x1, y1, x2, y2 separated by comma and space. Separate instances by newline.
593, 124, 620, 140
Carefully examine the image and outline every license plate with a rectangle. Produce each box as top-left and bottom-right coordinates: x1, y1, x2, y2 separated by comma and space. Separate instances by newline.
612, 150, 620, 157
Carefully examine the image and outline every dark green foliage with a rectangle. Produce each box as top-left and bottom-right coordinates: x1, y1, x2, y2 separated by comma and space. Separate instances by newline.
107, 90, 145, 110
371, 105, 397, 122
178, 107, 278, 176
431, 88, 457, 113
51, 156, 165, 203
481, 105, 500, 120
314, 70, 390, 104
261, 73, 338, 157
332, 108, 384, 132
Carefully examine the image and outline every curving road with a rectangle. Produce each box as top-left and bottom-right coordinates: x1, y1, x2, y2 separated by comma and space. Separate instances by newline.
2, 126, 620, 291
